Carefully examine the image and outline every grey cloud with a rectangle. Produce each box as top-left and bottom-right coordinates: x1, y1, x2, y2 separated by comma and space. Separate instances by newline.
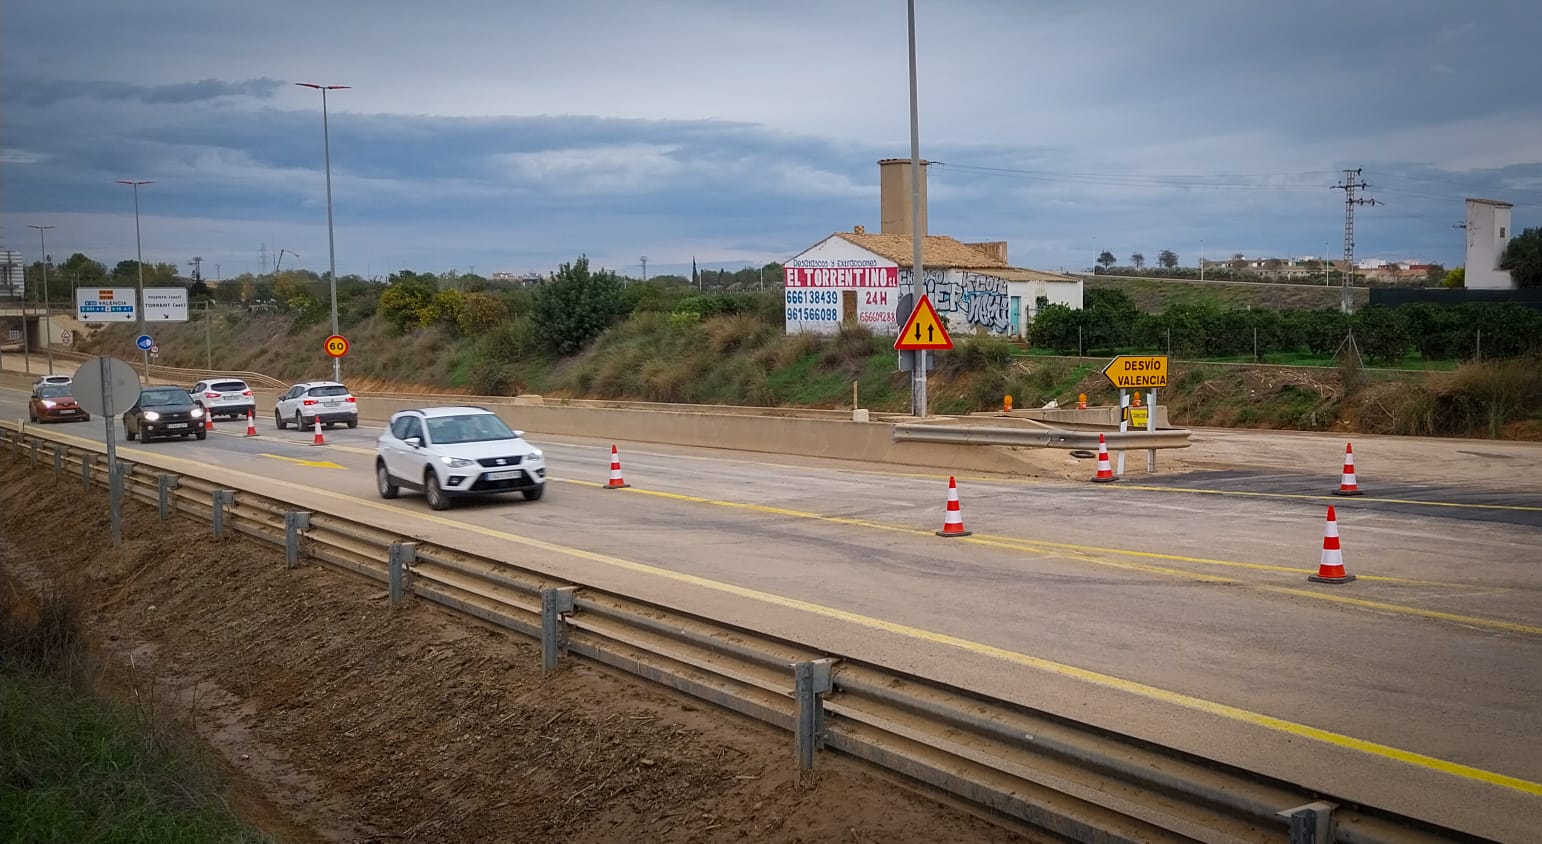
8, 76, 285, 107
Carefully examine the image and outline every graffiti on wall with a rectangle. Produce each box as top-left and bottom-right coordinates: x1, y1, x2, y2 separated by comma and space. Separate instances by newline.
925, 272, 1011, 334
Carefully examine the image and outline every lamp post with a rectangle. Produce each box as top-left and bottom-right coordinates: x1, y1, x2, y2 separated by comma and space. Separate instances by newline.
296, 82, 350, 382
1199, 239, 1205, 282
28, 225, 56, 374
906, 0, 927, 419
116, 180, 153, 379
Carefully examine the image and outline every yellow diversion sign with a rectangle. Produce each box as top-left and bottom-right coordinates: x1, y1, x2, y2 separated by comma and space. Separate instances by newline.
1102, 355, 1168, 389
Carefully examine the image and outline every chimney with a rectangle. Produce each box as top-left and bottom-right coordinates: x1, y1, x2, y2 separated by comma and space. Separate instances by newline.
878, 158, 929, 238
966, 241, 1008, 264
853, 224, 865, 234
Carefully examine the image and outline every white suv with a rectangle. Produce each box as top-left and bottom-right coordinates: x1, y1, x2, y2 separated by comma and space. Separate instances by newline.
275, 381, 359, 430
188, 377, 255, 420
375, 406, 546, 510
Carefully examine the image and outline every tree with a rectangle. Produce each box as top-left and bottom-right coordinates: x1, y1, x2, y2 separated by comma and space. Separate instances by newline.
457, 292, 510, 336
59, 253, 108, 288
1500, 227, 1542, 288
377, 270, 439, 332
1130, 252, 1145, 270
1442, 267, 1465, 288
1096, 250, 1116, 270
1422, 264, 1446, 286
532, 256, 624, 355
1157, 250, 1178, 269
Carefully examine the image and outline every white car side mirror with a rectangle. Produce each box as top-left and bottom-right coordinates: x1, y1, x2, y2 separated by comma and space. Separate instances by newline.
404, 437, 423, 449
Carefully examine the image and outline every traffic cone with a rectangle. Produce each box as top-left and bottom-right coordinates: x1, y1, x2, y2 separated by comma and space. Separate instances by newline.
311, 416, 325, 446
1091, 433, 1117, 483
1333, 443, 1363, 496
205, 409, 215, 430
1309, 505, 1356, 584
244, 409, 258, 437
935, 476, 972, 537
1132, 392, 1142, 407
1077, 393, 1087, 410
603, 444, 630, 489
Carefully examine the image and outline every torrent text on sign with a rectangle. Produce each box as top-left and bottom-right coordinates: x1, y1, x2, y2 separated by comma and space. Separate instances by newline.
1102, 355, 1169, 389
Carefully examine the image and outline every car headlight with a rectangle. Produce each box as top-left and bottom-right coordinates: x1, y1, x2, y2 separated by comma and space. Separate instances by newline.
142, 411, 160, 421
527, 450, 544, 462
439, 456, 475, 468
190, 407, 205, 418
40, 400, 56, 408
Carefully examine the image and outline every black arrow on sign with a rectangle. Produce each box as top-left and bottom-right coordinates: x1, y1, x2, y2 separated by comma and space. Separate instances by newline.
927, 324, 934, 342
913, 323, 921, 342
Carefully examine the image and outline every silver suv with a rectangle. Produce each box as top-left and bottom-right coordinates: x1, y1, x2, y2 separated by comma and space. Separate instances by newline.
275, 381, 359, 430
188, 377, 255, 420
375, 406, 546, 509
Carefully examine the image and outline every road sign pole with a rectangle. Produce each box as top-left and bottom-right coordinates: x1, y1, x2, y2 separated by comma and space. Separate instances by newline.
1147, 386, 1158, 473
1117, 389, 1128, 478
100, 356, 122, 547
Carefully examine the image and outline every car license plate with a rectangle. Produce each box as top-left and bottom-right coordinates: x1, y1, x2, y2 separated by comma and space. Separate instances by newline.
61, 409, 78, 415
167, 422, 188, 429
222, 395, 239, 401
325, 401, 340, 407
486, 470, 522, 481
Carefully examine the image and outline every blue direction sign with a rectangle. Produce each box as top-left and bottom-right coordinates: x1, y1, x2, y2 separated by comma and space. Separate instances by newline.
136, 334, 153, 351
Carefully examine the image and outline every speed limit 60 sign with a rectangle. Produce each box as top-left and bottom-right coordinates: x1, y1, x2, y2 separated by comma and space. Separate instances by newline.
324, 334, 350, 358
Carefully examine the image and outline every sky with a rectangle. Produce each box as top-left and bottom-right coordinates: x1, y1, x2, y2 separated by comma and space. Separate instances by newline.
3, 0, 1541, 281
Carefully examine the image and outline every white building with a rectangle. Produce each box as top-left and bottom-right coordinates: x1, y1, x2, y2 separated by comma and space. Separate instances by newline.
1464, 198, 1514, 290
783, 158, 1082, 339
785, 229, 1080, 338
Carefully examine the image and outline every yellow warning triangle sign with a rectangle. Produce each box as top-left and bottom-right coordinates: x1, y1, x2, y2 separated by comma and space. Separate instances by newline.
894, 294, 953, 350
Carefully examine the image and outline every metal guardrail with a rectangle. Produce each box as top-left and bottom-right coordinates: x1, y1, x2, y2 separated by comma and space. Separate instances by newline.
893, 423, 1193, 450
0, 422, 1486, 843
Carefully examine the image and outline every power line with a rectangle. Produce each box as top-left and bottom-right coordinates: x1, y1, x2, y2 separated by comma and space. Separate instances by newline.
1333, 168, 1381, 314
934, 162, 1337, 191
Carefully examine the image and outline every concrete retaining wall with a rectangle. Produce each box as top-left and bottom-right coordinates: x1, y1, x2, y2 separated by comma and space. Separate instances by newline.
3, 370, 1065, 476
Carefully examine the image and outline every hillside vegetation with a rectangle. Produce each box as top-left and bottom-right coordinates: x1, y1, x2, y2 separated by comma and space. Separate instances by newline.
75, 260, 1542, 440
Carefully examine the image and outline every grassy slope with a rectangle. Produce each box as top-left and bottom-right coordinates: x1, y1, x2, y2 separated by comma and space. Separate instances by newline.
1085, 275, 1371, 311
80, 295, 1541, 440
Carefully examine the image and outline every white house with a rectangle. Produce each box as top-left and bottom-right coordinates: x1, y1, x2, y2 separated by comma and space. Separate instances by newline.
784, 227, 1082, 339
1464, 198, 1515, 290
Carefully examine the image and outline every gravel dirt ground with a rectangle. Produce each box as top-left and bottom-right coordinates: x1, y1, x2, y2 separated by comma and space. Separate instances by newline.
0, 462, 1034, 843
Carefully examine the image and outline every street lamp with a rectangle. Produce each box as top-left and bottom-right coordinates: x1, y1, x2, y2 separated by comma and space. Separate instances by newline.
27, 224, 56, 374
296, 82, 350, 382
116, 180, 153, 379
1199, 239, 1205, 282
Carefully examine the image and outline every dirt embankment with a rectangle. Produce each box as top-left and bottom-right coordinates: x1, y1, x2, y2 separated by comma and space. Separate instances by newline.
0, 461, 1032, 843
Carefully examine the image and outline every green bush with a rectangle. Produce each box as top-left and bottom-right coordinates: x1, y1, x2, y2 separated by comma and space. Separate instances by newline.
532, 257, 625, 355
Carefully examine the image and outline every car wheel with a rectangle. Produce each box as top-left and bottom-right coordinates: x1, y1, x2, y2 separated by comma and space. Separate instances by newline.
346, 418, 359, 429
376, 461, 400, 499
195, 430, 207, 441
522, 485, 546, 501
295, 410, 306, 430
275, 409, 287, 429
28, 411, 36, 423
125, 424, 137, 442
425, 472, 452, 511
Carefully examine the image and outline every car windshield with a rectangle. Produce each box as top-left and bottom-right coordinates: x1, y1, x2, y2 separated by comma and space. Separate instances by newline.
308, 385, 350, 397
211, 381, 248, 392
141, 388, 193, 406
425, 414, 516, 445
36, 385, 72, 399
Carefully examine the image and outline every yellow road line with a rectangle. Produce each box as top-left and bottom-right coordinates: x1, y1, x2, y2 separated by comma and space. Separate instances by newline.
556, 478, 1542, 637
7, 423, 1542, 796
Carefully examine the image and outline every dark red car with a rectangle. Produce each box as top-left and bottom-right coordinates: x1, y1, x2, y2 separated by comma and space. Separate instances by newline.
28, 384, 91, 423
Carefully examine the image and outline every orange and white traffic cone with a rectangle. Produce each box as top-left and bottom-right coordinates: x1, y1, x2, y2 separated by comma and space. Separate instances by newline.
1308, 505, 1356, 584
205, 409, 215, 430
1333, 443, 1363, 496
311, 416, 325, 446
935, 476, 971, 537
1077, 393, 1087, 410
603, 444, 630, 489
244, 409, 258, 437
1091, 433, 1117, 483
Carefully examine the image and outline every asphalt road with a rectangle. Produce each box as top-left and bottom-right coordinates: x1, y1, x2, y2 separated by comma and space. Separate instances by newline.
7, 386, 1541, 840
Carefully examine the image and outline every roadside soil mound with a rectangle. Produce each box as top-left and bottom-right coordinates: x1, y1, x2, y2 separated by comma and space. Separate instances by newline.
0, 462, 1031, 843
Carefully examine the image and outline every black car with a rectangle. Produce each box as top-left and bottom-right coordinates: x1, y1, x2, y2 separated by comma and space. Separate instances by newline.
123, 386, 208, 442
